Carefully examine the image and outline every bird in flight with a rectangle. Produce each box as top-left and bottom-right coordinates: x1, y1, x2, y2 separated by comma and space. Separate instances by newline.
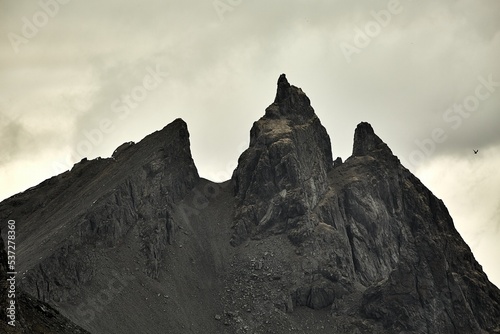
473, 149, 479, 154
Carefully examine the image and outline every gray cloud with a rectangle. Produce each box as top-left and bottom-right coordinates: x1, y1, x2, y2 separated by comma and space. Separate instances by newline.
0, 112, 48, 165
0, 113, 27, 165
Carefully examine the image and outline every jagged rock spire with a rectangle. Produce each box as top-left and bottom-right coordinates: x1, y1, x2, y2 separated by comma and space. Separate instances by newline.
3, 75, 500, 334
352, 122, 393, 158
232, 75, 333, 246
265, 74, 313, 119
274, 73, 291, 103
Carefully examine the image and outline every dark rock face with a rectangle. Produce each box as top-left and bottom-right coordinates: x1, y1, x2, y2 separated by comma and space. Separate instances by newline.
231, 74, 333, 246
333, 156, 343, 167
1, 75, 499, 334
352, 122, 392, 158
0, 227, 90, 333
341, 127, 500, 332
229, 76, 500, 332
1, 119, 199, 304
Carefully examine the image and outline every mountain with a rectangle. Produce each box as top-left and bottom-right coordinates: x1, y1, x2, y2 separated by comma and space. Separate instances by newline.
1, 74, 499, 333
0, 226, 90, 333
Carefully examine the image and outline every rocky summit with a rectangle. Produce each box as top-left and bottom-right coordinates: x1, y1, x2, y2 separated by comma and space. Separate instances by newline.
1, 74, 500, 333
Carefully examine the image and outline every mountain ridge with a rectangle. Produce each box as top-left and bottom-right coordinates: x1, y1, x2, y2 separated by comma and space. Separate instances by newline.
1, 74, 499, 333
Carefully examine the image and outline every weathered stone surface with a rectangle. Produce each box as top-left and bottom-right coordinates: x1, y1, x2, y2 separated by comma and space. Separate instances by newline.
228, 76, 500, 333
231, 74, 333, 246
1, 227, 90, 333
352, 122, 393, 158
341, 124, 500, 332
333, 156, 343, 167
359, 165, 500, 333
1, 119, 199, 305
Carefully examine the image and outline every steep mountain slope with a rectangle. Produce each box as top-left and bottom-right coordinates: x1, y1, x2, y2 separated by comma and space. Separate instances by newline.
227, 75, 500, 333
1, 74, 499, 333
0, 226, 90, 333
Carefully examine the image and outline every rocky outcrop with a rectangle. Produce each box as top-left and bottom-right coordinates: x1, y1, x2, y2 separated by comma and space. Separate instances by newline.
1, 119, 199, 305
360, 166, 500, 332
339, 124, 500, 332
231, 74, 333, 246
228, 76, 500, 333
0, 227, 90, 333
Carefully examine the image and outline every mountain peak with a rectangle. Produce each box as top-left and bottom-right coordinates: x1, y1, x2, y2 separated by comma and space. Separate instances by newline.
1, 76, 500, 334
232, 75, 333, 245
274, 73, 291, 103
266, 74, 313, 119
352, 121, 393, 158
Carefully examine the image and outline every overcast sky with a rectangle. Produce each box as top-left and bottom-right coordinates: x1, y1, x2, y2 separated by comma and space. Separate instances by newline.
1, 0, 499, 286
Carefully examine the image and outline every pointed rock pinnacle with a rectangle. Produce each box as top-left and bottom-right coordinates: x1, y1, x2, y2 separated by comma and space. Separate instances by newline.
352, 122, 393, 158
274, 73, 291, 104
